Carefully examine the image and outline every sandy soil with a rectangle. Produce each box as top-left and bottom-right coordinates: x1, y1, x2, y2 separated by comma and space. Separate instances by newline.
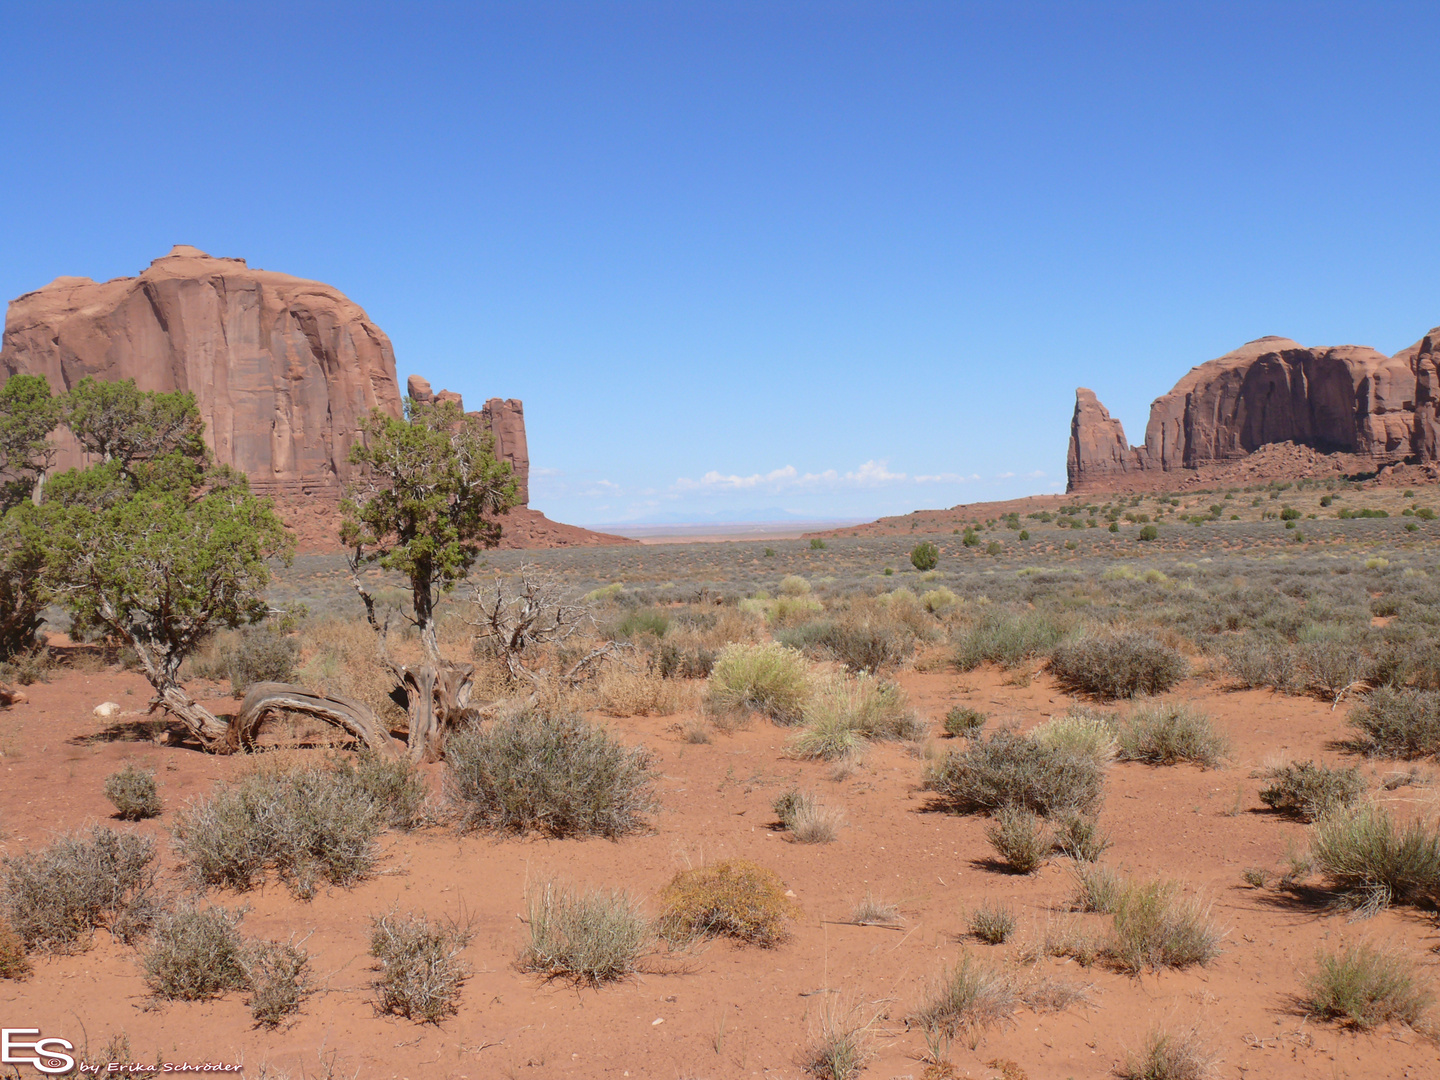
2, 662, 1437, 1080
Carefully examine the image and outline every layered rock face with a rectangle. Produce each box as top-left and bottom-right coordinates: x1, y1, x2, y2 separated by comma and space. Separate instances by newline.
405, 375, 529, 504
1067, 327, 1440, 491
1, 246, 403, 495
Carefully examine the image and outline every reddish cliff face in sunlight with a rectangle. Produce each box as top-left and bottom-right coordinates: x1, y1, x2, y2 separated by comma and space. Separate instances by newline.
1068, 327, 1440, 491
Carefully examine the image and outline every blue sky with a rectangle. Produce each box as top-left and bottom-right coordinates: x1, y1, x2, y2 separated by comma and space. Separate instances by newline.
4, 3, 1440, 525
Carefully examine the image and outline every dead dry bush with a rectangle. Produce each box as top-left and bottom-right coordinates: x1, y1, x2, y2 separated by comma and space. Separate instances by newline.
172, 759, 387, 898
444, 710, 656, 838
0, 826, 159, 952
1049, 632, 1187, 700
245, 938, 314, 1027
104, 763, 163, 820
141, 904, 249, 1002
520, 881, 651, 985
657, 859, 799, 947
370, 910, 474, 1023
926, 727, 1106, 817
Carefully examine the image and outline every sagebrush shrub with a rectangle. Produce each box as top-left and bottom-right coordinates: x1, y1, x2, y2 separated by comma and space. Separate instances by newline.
706, 642, 811, 723
142, 905, 249, 1001
520, 882, 650, 985
1304, 942, 1433, 1030
926, 727, 1105, 817
1049, 632, 1187, 700
952, 609, 1069, 671
1258, 761, 1365, 821
1309, 804, 1440, 913
370, 910, 473, 1023
1347, 688, 1440, 759
985, 807, 1050, 873
1114, 703, 1226, 767
0, 826, 158, 952
445, 710, 656, 838
226, 626, 300, 696
778, 617, 913, 673
943, 705, 986, 737
657, 860, 798, 947
104, 763, 162, 820
173, 760, 384, 898
968, 902, 1016, 944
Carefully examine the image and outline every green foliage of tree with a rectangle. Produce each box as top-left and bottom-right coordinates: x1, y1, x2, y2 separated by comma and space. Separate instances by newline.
910, 541, 939, 571
0, 374, 59, 512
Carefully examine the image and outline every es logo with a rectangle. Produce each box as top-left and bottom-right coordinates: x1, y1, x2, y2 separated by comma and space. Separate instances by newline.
2, 1028, 77, 1075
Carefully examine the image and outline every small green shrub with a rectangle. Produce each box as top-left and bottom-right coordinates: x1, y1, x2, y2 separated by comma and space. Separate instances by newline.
1114, 703, 1227, 767
706, 642, 811, 723
810, 538, 827, 550
943, 705, 986, 737
612, 609, 670, 640
657, 859, 799, 947
104, 763, 162, 820
1105, 877, 1220, 973
1309, 804, 1440, 913
968, 902, 1016, 944
910, 542, 939, 572
1347, 688, 1440, 759
1139, 525, 1159, 542
1049, 632, 1187, 700
1304, 942, 1433, 1030
985, 808, 1050, 873
927, 727, 1106, 817
141, 905, 249, 1001
370, 910, 474, 1023
445, 710, 656, 838
1258, 761, 1365, 821
0, 826, 158, 952
520, 882, 651, 985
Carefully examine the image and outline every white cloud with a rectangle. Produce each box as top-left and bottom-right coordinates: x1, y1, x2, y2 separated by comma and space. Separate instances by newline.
673, 460, 975, 494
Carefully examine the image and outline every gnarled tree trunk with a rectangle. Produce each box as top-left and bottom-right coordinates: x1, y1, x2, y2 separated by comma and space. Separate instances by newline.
228, 682, 401, 757
394, 660, 474, 762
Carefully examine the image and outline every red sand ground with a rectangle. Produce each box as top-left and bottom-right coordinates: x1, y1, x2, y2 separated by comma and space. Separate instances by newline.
2, 662, 1437, 1079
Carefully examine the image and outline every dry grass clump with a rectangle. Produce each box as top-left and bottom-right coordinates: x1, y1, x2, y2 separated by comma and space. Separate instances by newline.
985, 807, 1051, 873
0, 915, 30, 980
1117, 1025, 1220, 1080
1070, 863, 1123, 913
370, 910, 474, 1023
444, 710, 656, 838
1258, 761, 1365, 821
520, 881, 651, 985
952, 608, 1070, 671
1308, 804, 1440, 914
788, 672, 922, 761
104, 763, 163, 820
851, 891, 902, 926
173, 760, 385, 898
1049, 631, 1188, 700
1303, 942, 1433, 1030
774, 787, 845, 842
657, 859, 799, 947
0, 826, 158, 952
226, 626, 300, 696
1104, 877, 1220, 973
1347, 688, 1440, 759
1052, 813, 1112, 862
968, 902, 1016, 944
804, 997, 876, 1080
141, 904, 249, 1001
910, 952, 1082, 1039
926, 727, 1106, 817
943, 705, 986, 737
706, 642, 811, 724
1114, 703, 1227, 768
595, 665, 694, 717
1030, 710, 1117, 768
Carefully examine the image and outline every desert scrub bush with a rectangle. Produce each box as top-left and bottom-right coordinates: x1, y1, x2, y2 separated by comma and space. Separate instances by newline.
370, 910, 474, 1023
1303, 942, 1433, 1030
657, 641, 716, 679
985, 807, 1051, 873
805, 997, 877, 1080
445, 710, 656, 838
926, 727, 1105, 817
1104, 877, 1220, 973
104, 763, 162, 820
1347, 687, 1440, 759
1298, 638, 1378, 700
1053, 812, 1111, 862
706, 642, 811, 724
245, 938, 313, 1027
1070, 862, 1123, 913
778, 574, 812, 597
1114, 703, 1227, 767
921, 586, 957, 615
225, 626, 300, 696
173, 760, 384, 898
910, 541, 940, 572
943, 705, 986, 737
0, 826, 158, 951
1117, 1025, 1219, 1080
789, 673, 922, 761
0, 916, 30, 980
610, 608, 669, 640
1049, 632, 1188, 699
909, 952, 1027, 1036
1030, 710, 1117, 768
657, 859, 799, 947
968, 902, 1016, 944
952, 608, 1070, 671
1221, 637, 1300, 693
595, 666, 692, 717
141, 904, 248, 1001
520, 881, 651, 985
337, 749, 427, 830
778, 614, 914, 673
1308, 804, 1440, 913
1258, 761, 1365, 821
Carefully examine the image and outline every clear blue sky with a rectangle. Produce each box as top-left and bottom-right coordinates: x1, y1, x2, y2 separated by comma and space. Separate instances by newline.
4, 2, 1439, 525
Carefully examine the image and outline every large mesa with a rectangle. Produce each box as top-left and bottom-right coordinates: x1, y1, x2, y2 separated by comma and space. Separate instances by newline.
1067, 327, 1440, 492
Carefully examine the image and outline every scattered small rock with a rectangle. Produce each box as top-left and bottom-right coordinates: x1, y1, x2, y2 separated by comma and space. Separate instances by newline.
93, 702, 122, 718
